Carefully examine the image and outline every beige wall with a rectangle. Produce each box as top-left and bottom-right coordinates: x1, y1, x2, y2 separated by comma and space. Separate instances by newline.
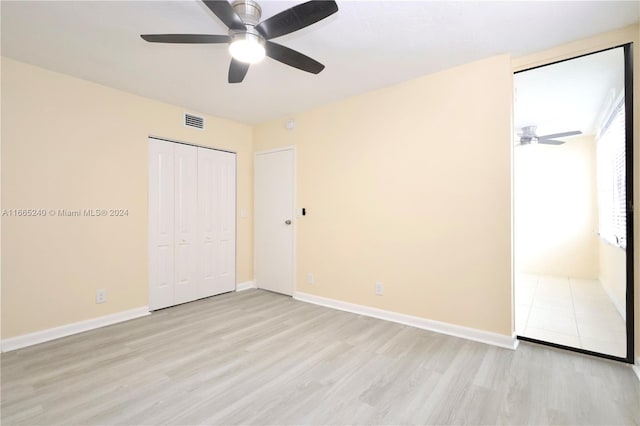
514, 135, 599, 278
1, 58, 253, 339
513, 23, 639, 358
254, 55, 514, 336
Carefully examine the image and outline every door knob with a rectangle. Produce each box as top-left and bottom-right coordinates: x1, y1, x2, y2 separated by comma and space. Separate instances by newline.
285, 220, 292, 225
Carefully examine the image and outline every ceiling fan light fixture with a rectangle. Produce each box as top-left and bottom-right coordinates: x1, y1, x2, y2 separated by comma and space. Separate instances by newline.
140, 0, 339, 83
229, 32, 265, 64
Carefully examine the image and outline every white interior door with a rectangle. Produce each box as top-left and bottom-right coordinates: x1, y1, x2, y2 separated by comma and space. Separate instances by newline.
254, 148, 295, 295
148, 138, 175, 310
173, 143, 198, 305
198, 148, 236, 298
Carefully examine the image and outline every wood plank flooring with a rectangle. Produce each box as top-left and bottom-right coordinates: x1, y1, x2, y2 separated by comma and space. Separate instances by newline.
2, 289, 639, 425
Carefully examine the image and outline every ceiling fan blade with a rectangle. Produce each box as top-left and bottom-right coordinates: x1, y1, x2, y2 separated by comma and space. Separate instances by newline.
538, 130, 582, 140
538, 140, 566, 145
229, 58, 250, 83
256, 0, 338, 40
265, 41, 325, 74
202, 0, 245, 30
141, 34, 230, 44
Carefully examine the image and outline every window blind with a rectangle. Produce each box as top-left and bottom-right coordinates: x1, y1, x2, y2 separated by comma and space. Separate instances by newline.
596, 97, 626, 248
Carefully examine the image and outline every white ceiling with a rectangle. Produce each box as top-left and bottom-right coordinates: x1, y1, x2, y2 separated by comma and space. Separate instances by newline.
514, 47, 625, 139
2, 1, 638, 124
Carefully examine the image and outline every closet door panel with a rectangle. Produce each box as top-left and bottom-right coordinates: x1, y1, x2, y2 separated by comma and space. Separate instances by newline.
198, 148, 219, 298
148, 138, 175, 310
174, 143, 198, 305
217, 151, 236, 292
198, 148, 236, 298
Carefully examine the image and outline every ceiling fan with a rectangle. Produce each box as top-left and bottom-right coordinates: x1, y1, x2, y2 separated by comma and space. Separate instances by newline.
141, 0, 338, 83
517, 125, 582, 146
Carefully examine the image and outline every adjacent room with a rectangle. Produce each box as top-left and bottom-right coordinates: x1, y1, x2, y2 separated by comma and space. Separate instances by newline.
2, 1, 640, 425
514, 46, 630, 359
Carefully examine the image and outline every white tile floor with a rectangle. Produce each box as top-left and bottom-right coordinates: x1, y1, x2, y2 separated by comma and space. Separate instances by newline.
516, 274, 627, 357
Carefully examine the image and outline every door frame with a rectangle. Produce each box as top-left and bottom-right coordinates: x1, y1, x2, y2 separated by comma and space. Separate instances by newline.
512, 44, 635, 364
253, 146, 296, 296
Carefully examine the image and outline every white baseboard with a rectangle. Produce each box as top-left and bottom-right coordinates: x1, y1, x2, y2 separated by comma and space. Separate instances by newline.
633, 357, 640, 383
293, 292, 518, 350
1, 307, 150, 353
236, 281, 256, 291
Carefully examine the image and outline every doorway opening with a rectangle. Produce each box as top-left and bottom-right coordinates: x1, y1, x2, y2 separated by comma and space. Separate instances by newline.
513, 44, 634, 363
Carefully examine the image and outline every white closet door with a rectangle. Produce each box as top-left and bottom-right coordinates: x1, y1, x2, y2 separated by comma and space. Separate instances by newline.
216, 150, 236, 292
148, 138, 175, 310
197, 148, 218, 298
198, 148, 236, 298
173, 143, 198, 305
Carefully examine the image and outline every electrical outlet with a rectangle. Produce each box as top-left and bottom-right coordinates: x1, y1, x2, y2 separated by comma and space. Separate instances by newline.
96, 289, 106, 304
307, 273, 314, 285
375, 282, 384, 295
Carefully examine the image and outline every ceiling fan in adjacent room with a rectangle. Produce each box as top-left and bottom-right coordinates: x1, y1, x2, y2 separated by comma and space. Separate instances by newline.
140, 0, 338, 83
517, 125, 582, 146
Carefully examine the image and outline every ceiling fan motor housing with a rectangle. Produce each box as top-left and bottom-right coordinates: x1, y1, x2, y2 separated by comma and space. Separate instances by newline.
232, 0, 262, 26
228, 0, 266, 63
520, 136, 536, 145
520, 125, 538, 144
229, 0, 266, 55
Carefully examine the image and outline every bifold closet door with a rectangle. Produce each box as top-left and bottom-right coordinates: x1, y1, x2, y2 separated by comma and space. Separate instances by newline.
148, 138, 175, 310
198, 148, 236, 298
173, 143, 198, 305
149, 138, 237, 310
149, 139, 198, 309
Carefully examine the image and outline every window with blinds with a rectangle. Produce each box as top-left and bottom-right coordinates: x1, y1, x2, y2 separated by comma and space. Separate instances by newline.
596, 97, 626, 249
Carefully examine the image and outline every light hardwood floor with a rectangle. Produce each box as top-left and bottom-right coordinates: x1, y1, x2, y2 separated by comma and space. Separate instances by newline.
2, 289, 639, 425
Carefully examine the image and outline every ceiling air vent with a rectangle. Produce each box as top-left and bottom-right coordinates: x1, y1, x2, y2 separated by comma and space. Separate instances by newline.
184, 113, 205, 130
